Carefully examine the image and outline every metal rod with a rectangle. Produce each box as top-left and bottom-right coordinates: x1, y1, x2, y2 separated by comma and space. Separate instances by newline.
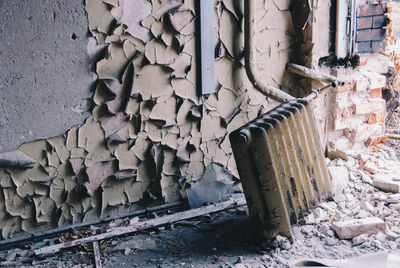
0, 201, 187, 250
286, 63, 344, 87
244, 0, 295, 103
303, 84, 334, 101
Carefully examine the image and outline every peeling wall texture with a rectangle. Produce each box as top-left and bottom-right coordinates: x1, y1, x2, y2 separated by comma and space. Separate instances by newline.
0, 0, 93, 153
0, 0, 311, 239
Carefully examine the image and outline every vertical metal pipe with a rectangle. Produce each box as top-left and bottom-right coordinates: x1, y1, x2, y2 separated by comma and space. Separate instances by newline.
244, 0, 295, 103
200, 0, 215, 94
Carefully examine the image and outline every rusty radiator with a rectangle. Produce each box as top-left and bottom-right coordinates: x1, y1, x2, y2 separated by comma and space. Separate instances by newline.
229, 99, 332, 241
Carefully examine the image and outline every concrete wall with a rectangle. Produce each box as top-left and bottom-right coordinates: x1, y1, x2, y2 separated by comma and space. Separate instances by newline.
0, 0, 315, 239
0, 0, 93, 153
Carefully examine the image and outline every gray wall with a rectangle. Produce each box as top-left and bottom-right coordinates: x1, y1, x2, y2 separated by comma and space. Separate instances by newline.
0, 0, 93, 152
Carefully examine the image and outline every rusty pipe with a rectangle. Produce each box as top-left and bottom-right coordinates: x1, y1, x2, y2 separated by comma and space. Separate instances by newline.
244, 0, 295, 103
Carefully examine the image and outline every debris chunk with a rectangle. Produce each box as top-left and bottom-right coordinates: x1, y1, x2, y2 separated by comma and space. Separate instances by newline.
373, 176, 400, 193
332, 217, 386, 239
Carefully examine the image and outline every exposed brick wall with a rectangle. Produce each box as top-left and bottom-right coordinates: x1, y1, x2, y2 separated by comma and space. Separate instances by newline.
330, 70, 387, 151
356, 3, 388, 54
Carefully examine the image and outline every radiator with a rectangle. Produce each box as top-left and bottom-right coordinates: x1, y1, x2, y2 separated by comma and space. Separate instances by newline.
229, 99, 332, 241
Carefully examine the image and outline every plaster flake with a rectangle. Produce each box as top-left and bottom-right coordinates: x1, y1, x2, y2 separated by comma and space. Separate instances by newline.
0, 0, 288, 236
119, 0, 153, 43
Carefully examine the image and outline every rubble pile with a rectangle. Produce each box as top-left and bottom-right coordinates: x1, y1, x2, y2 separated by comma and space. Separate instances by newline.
1, 145, 400, 267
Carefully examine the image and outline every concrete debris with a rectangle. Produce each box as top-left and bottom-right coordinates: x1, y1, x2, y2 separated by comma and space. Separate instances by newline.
331, 217, 386, 240
0, 151, 35, 169
115, 238, 157, 252
327, 166, 349, 196
373, 176, 400, 193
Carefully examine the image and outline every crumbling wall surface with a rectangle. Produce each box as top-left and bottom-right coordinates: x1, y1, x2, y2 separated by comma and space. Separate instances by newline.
0, 0, 302, 239
0, 0, 93, 153
328, 57, 388, 151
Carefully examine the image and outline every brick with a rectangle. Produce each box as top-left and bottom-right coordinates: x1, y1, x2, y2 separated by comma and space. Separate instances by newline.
365, 135, 388, 146
358, 55, 369, 66
373, 15, 386, 28
353, 99, 385, 115
335, 107, 352, 120
354, 77, 369, 91
368, 73, 386, 89
352, 122, 384, 142
357, 17, 373, 29
332, 217, 386, 239
369, 88, 383, 98
368, 122, 385, 137
371, 41, 385, 53
334, 119, 347, 130
336, 81, 355, 93
373, 177, 400, 193
357, 28, 386, 42
358, 4, 387, 17
356, 41, 372, 53
367, 112, 385, 123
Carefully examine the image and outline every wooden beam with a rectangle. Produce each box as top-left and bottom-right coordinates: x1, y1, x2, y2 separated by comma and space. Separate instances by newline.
34, 197, 246, 256
92, 241, 102, 268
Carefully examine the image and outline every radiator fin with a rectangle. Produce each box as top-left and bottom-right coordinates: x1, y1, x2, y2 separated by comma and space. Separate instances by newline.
230, 99, 332, 241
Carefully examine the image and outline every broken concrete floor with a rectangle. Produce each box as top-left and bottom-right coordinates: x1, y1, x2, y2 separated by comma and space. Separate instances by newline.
2, 142, 400, 267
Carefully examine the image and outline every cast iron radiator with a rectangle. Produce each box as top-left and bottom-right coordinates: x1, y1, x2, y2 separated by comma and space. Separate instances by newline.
229, 99, 332, 241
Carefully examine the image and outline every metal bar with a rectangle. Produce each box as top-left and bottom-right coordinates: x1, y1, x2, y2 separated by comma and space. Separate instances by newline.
200, 0, 215, 95
244, 0, 295, 103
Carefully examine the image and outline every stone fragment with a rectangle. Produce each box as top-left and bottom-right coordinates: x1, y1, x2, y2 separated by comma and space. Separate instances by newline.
373, 177, 400, 193
358, 170, 373, 185
361, 201, 375, 213
352, 234, 369, 245
328, 166, 349, 196
332, 217, 386, 239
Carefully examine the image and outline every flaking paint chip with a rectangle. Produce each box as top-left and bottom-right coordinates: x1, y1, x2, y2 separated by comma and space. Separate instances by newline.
169, 10, 194, 32
85, 160, 116, 196
168, 52, 192, 78
119, 0, 152, 43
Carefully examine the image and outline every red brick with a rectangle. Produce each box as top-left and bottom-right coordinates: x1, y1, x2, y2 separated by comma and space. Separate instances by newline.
357, 17, 373, 29
353, 99, 386, 115
352, 123, 384, 142
367, 112, 385, 123
335, 107, 352, 119
358, 4, 387, 17
369, 88, 383, 98
357, 28, 386, 42
369, 74, 386, 89
336, 82, 355, 93
356, 41, 372, 53
358, 56, 369, 66
373, 15, 386, 28
354, 78, 369, 92
365, 136, 388, 147
371, 41, 385, 53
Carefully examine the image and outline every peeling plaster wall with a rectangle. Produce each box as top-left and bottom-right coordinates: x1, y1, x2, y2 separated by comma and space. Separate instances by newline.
0, 0, 93, 153
0, 0, 307, 239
